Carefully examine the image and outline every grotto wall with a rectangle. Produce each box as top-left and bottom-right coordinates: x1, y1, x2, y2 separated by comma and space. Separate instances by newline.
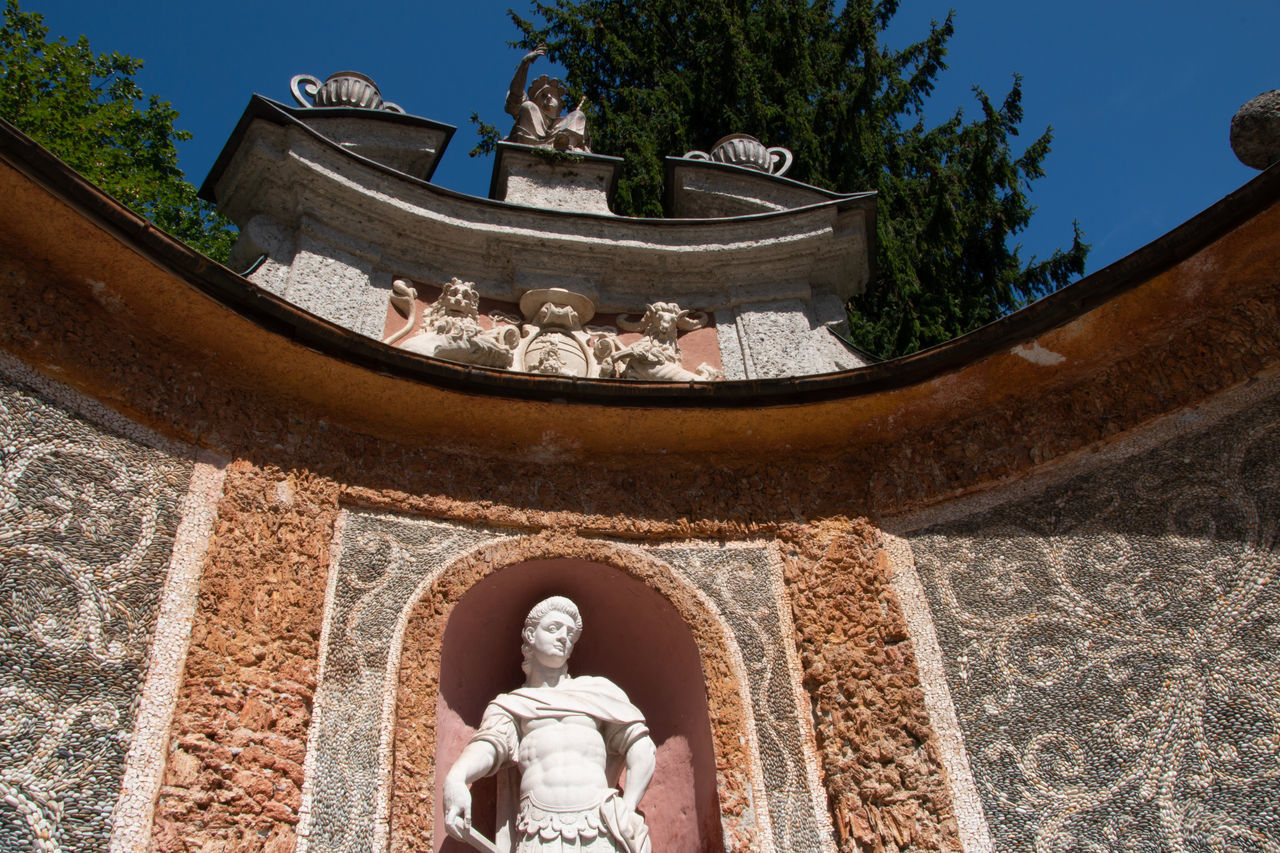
1, 114, 1279, 853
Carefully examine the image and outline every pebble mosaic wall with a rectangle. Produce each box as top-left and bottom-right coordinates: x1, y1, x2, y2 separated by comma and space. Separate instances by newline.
0, 375, 193, 851
908, 389, 1280, 851
300, 512, 511, 852
304, 512, 831, 852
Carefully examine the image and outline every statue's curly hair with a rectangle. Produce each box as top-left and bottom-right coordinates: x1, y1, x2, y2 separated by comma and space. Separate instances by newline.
521, 596, 583, 675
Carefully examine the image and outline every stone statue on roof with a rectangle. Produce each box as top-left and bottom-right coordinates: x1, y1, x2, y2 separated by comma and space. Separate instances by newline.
504, 47, 591, 152
443, 596, 654, 853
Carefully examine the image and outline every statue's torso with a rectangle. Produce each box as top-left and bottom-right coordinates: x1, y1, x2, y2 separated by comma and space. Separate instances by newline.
517, 712, 609, 808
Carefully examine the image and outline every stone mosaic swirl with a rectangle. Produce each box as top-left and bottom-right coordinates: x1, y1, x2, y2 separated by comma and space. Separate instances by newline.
0, 376, 192, 851
303, 513, 509, 852
909, 392, 1280, 852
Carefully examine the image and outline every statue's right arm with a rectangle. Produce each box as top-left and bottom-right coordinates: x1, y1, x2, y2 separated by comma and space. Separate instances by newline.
505, 46, 547, 116
501, 45, 547, 116
442, 742, 499, 840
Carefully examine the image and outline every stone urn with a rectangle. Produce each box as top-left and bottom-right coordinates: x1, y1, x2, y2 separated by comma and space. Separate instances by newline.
290, 71, 404, 113
684, 134, 793, 176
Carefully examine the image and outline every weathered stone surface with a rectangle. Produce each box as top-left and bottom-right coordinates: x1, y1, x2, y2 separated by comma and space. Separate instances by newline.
782, 521, 961, 853
726, 298, 866, 378
1231, 89, 1280, 169
300, 116, 449, 180
665, 154, 875, 220
150, 464, 339, 852
492, 143, 622, 215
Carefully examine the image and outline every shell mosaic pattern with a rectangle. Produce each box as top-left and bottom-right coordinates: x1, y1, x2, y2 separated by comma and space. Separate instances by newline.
0, 376, 193, 851
908, 391, 1280, 852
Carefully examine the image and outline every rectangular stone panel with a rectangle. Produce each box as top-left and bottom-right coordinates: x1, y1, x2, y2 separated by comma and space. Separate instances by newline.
0, 371, 194, 851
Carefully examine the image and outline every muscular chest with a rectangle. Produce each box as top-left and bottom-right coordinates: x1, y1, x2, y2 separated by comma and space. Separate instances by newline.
517, 714, 607, 766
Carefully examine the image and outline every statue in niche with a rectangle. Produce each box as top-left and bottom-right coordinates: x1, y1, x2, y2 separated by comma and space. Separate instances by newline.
596, 302, 724, 381
514, 288, 614, 378
389, 277, 519, 368
504, 46, 591, 152
443, 596, 654, 853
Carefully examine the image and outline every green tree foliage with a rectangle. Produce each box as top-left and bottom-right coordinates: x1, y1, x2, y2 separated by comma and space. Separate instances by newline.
0, 0, 234, 260
479, 0, 1088, 357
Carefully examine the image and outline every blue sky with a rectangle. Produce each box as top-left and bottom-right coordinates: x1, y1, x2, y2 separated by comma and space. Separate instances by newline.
28, 0, 1279, 275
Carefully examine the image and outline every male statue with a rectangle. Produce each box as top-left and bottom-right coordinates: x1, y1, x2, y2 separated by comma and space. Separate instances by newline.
443, 596, 654, 853
504, 47, 591, 152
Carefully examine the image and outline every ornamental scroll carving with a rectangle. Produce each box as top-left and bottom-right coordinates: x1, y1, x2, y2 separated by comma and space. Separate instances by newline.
386, 283, 722, 381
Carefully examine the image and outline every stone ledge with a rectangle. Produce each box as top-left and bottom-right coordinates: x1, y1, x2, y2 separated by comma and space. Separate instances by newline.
489, 141, 623, 215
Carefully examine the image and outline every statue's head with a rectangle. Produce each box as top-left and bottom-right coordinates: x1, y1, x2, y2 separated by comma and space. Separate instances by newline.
528, 75, 567, 120
618, 301, 708, 343
646, 302, 682, 342
521, 595, 583, 675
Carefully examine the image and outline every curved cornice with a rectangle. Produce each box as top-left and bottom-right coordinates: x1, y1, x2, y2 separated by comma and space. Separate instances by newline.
199, 97, 877, 306
2, 116, 1278, 469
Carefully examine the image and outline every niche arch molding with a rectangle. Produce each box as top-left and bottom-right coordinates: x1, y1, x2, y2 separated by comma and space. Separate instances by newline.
386, 530, 769, 853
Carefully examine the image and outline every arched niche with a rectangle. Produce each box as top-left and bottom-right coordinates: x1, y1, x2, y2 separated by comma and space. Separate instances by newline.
433, 558, 726, 853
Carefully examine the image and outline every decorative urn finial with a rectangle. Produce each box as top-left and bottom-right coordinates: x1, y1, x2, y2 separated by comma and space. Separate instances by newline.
684, 134, 793, 176
289, 71, 404, 113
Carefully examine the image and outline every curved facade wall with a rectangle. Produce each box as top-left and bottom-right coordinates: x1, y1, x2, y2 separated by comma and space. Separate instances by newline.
1, 119, 1278, 852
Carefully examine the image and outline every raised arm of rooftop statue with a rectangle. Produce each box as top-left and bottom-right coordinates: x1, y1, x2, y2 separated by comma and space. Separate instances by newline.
505, 47, 546, 117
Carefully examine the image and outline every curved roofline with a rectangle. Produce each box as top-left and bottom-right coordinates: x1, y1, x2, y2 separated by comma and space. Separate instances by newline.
199, 96, 878, 227
663, 154, 874, 205
5, 116, 1279, 409
199, 96, 457, 193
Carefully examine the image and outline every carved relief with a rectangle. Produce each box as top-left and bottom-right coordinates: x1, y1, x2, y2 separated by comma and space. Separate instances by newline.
386, 283, 722, 382
597, 302, 724, 381
388, 278, 519, 369
513, 288, 612, 378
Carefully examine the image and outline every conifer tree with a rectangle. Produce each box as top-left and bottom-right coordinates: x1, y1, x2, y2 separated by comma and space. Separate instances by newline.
0, 0, 235, 260
478, 0, 1088, 357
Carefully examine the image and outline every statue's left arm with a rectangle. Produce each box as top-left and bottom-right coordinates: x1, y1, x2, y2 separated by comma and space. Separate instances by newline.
620, 733, 656, 813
